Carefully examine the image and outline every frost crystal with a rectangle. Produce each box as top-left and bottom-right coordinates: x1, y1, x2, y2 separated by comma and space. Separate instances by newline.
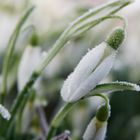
113, 81, 140, 91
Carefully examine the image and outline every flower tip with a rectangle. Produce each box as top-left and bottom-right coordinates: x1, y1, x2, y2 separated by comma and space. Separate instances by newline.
106, 27, 125, 50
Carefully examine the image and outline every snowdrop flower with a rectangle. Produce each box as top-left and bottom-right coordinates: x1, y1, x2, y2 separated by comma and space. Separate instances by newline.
17, 44, 42, 133
61, 28, 125, 102
17, 37, 47, 132
83, 104, 110, 140
18, 45, 42, 91
83, 117, 107, 140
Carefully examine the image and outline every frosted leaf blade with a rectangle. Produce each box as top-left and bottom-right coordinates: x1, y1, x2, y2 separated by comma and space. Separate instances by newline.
90, 81, 140, 95
18, 46, 41, 91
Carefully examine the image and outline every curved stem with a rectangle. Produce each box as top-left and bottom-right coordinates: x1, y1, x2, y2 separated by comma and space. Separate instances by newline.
93, 93, 109, 107
46, 94, 109, 140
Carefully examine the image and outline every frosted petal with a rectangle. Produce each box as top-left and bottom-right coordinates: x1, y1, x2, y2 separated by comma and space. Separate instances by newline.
18, 46, 41, 91
69, 53, 116, 102
61, 43, 106, 101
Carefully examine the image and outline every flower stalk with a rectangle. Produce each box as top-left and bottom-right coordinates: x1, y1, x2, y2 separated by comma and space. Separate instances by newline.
0, 6, 35, 104
46, 93, 109, 140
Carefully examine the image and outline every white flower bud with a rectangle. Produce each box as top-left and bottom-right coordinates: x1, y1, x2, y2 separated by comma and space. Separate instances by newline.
18, 45, 42, 91
83, 117, 107, 140
61, 42, 116, 102
61, 28, 125, 102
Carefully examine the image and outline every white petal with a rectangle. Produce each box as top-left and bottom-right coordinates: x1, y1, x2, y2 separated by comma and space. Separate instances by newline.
61, 43, 107, 101
18, 45, 42, 91
0, 104, 11, 121
83, 117, 107, 140
69, 53, 116, 102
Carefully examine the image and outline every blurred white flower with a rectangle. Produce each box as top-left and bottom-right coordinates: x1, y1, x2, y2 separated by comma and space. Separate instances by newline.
0, 104, 11, 121
83, 117, 107, 140
61, 42, 116, 102
18, 45, 41, 91
18, 45, 46, 133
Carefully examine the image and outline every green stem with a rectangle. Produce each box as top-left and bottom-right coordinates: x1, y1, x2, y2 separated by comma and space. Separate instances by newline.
0, 6, 35, 104
46, 93, 109, 140
4, 72, 39, 136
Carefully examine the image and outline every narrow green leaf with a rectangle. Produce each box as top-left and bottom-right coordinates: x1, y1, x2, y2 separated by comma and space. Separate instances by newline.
0, 6, 35, 104
90, 81, 140, 95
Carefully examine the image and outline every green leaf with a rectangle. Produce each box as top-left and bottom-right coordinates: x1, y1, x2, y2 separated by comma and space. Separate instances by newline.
0, 6, 35, 104
90, 81, 140, 95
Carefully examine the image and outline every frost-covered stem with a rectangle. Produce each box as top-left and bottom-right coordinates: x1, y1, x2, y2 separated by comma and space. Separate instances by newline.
89, 82, 140, 96
46, 94, 109, 140
0, 6, 35, 104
